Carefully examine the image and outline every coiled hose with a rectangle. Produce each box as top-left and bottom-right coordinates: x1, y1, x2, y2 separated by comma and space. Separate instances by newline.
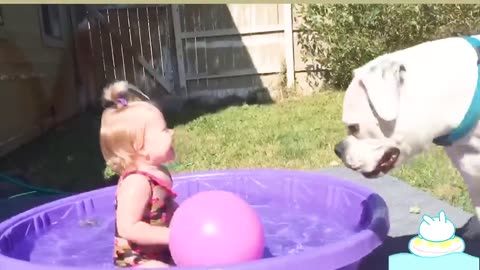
0, 162, 192, 199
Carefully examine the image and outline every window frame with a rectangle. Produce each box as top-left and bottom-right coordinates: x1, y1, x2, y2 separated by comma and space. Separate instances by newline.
38, 5, 67, 48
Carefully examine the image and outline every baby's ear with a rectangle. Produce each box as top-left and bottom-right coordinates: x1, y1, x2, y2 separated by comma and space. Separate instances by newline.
132, 133, 148, 157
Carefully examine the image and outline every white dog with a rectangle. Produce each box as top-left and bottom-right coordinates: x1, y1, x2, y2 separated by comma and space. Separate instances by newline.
334, 34, 480, 239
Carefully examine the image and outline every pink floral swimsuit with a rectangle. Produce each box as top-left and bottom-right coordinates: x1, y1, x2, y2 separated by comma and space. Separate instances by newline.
113, 170, 177, 267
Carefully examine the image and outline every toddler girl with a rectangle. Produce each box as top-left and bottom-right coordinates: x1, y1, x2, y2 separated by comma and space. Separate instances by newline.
99, 80, 178, 268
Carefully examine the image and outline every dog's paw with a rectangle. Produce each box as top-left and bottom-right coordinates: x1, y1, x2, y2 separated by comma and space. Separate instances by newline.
458, 216, 480, 241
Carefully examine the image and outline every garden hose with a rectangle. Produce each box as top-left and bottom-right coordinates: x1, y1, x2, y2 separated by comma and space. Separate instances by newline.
0, 173, 70, 199
0, 162, 193, 200
165, 162, 193, 171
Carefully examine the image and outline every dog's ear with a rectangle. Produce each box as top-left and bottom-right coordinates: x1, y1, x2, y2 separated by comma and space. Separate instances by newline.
359, 61, 406, 122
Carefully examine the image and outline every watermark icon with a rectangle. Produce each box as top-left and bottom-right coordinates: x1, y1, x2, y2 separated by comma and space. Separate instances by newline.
388, 210, 479, 270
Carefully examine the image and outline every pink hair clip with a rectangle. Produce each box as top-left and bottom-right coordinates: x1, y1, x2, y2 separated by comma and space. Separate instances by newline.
118, 98, 128, 106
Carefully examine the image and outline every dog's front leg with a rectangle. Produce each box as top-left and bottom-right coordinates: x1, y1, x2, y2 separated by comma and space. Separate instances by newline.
457, 170, 480, 241
445, 144, 480, 240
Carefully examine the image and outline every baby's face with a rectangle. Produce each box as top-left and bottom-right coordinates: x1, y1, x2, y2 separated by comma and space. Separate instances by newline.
143, 109, 176, 165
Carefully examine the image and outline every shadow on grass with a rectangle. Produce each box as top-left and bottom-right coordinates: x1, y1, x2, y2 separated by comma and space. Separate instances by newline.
0, 111, 107, 196
160, 90, 274, 128
0, 91, 274, 197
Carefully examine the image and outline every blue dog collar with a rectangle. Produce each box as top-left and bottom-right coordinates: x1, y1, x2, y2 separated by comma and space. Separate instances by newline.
433, 36, 480, 146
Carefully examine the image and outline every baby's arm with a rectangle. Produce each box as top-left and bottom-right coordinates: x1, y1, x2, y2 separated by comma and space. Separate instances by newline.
116, 174, 170, 246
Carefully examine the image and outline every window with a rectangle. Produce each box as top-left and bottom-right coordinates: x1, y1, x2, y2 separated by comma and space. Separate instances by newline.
39, 5, 65, 47
0, 6, 4, 26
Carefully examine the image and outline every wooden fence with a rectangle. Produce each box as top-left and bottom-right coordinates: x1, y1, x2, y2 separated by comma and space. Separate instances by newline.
81, 4, 315, 102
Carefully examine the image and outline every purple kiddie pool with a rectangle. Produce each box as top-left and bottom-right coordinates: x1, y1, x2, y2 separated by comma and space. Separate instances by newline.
0, 169, 389, 270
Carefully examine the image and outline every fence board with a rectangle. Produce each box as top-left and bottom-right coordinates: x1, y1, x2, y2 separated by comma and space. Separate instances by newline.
171, 4, 187, 92
118, 9, 136, 83
99, 11, 115, 82
283, 4, 294, 88
186, 73, 280, 95
127, 8, 144, 79
184, 32, 284, 78
148, 6, 162, 75
179, 25, 283, 39
80, 4, 305, 98
173, 4, 291, 97
108, 9, 125, 81
138, 7, 153, 73
87, 18, 106, 92
164, 7, 178, 91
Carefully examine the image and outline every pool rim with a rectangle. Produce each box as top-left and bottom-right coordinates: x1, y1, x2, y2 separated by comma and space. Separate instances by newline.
0, 168, 390, 270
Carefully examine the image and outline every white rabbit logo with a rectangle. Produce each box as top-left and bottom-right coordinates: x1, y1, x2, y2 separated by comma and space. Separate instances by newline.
418, 210, 455, 242
404, 210, 468, 260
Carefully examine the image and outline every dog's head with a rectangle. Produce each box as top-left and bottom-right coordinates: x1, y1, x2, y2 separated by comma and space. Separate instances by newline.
334, 58, 428, 178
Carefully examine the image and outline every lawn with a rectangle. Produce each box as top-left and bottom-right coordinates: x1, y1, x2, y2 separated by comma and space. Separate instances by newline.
0, 90, 473, 212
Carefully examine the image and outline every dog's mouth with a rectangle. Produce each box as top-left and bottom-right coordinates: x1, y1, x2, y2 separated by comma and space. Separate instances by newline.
362, 147, 400, 178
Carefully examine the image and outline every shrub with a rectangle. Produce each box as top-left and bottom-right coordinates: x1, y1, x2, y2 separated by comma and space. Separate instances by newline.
296, 4, 480, 89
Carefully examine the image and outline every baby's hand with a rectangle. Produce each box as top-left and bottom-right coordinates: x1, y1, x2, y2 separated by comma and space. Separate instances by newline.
418, 210, 455, 242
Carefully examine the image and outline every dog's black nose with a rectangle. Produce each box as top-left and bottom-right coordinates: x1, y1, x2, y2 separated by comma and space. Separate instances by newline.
334, 142, 345, 158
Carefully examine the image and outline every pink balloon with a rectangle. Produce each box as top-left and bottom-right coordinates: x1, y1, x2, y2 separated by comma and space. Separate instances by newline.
169, 190, 265, 267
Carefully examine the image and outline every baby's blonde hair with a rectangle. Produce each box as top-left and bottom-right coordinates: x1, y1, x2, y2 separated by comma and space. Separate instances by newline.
99, 80, 159, 175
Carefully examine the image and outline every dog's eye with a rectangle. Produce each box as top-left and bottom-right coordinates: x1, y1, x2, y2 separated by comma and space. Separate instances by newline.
348, 124, 359, 135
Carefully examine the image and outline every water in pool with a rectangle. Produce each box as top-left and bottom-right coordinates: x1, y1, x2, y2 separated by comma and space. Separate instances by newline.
10, 205, 355, 267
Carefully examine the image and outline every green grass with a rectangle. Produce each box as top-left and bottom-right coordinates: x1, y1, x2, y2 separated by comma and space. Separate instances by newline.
0, 91, 472, 212
173, 92, 345, 171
